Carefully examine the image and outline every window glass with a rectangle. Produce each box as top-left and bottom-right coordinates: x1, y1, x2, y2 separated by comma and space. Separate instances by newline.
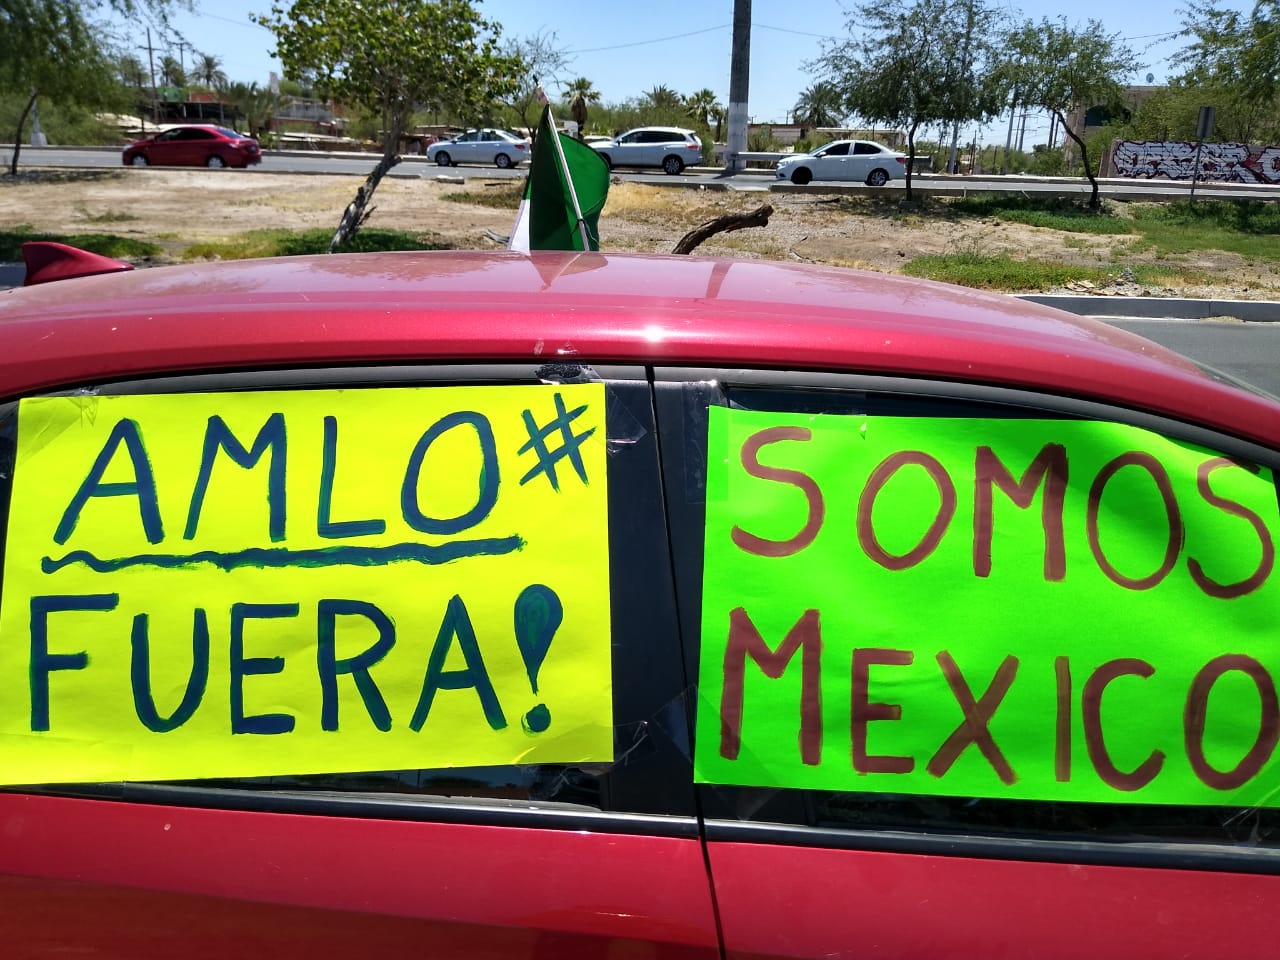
853, 142, 880, 154
0, 376, 693, 821
823, 142, 850, 156
657, 379, 1280, 853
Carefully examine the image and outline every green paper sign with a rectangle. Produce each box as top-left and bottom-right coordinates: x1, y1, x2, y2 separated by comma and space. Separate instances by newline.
696, 407, 1280, 807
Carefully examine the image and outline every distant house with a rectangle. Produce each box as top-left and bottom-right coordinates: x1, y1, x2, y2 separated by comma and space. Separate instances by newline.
750, 124, 906, 148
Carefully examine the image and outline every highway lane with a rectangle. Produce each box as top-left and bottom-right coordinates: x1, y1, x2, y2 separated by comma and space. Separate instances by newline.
1107, 318, 1280, 397
9, 146, 719, 186
15, 146, 1280, 199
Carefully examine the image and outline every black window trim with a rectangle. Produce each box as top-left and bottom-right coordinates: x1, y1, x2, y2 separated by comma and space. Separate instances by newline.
652, 366, 1280, 471
704, 818, 1280, 876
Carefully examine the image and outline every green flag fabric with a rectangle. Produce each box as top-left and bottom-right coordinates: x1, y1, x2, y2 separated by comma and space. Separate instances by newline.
509, 106, 610, 252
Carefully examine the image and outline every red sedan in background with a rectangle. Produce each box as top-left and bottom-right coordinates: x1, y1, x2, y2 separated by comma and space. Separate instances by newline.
1, 247, 1278, 959
122, 124, 262, 168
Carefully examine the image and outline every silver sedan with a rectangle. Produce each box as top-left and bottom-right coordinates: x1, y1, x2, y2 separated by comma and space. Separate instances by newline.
427, 129, 530, 169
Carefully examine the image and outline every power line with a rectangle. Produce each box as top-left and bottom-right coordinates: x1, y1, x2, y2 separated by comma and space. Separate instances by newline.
754, 22, 839, 40
187, 9, 273, 32
568, 24, 729, 54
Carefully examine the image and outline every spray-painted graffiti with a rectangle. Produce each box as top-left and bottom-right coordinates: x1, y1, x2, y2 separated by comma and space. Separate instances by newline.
1112, 140, 1280, 185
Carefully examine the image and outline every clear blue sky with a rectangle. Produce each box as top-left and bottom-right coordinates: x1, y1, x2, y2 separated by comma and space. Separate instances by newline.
107, 0, 1247, 146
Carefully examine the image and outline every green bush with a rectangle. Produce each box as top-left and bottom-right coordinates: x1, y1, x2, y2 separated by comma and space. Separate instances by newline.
0, 228, 159, 261
747, 126, 779, 152
1024, 144, 1070, 177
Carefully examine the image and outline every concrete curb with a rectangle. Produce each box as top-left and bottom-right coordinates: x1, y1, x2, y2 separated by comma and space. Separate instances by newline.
1016, 294, 1280, 322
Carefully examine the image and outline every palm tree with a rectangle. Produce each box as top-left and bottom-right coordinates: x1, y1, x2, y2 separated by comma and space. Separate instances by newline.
684, 88, 722, 128
224, 81, 275, 139
645, 84, 682, 110
562, 77, 600, 137
159, 55, 186, 88
194, 52, 226, 91
562, 76, 600, 105
710, 104, 727, 142
117, 54, 149, 91
792, 82, 845, 130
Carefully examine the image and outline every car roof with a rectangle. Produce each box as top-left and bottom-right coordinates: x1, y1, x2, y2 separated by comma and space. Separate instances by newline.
622, 127, 696, 134
2, 251, 1276, 447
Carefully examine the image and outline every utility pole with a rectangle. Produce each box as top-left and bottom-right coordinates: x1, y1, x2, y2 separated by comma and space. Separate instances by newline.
946, 0, 976, 174
726, 0, 751, 173
144, 27, 159, 125
1001, 100, 1016, 174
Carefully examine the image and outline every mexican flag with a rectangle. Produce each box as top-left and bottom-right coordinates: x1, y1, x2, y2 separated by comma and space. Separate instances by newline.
508, 105, 610, 252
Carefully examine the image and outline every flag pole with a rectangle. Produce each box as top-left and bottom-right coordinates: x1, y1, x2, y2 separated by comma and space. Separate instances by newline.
542, 105, 593, 251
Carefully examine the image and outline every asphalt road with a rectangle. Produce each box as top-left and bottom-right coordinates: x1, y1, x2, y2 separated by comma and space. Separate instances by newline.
12, 146, 720, 187
15, 146, 1280, 200
1107, 318, 1280, 397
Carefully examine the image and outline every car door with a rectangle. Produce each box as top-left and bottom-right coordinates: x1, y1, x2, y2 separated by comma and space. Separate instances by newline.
654, 368, 1280, 959
811, 141, 850, 180
184, 128, 218, 165
612, 131, 646, 167
150, 129, 183, 164
473, 129, 501, 164
0, 365, 720, 959
641, 132, 675, 167
451, 131, 480, 163
851, 141, 882, 180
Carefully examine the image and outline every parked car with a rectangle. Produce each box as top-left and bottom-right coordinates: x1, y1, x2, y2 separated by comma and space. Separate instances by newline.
122, 125, 262, 168
426, 128, 529, 168
3, 244, 1280, 959
591, 127, 703, 174
775, 139, 907, 185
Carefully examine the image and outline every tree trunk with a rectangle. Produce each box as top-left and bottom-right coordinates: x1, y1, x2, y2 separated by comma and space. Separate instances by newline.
1056, 109, 1100, 210
8, 90, 37, 176
905, 121, 920, 203
329, 117, 403, 253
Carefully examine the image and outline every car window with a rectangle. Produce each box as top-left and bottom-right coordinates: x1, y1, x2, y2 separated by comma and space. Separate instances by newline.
619, 133, 641, 144
0, 369, 695, 827
655, 372, 1280, 866
822, 142, 850, 156
853, 142, 881, 154
456, 132, 478, 142
640, 132, 675, 144
186, 129, 216, 140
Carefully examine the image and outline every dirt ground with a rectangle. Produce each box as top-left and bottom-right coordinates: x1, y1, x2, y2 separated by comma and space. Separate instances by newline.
4, 166, 1279, 300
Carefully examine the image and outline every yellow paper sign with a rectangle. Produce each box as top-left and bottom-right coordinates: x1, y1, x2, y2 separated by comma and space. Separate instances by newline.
0, 385, 613, 784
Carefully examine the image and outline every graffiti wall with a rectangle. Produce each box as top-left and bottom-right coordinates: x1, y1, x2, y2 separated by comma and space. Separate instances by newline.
1111, 140, 1280, 184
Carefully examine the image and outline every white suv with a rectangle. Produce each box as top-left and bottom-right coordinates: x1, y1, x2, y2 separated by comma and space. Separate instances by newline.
591, 127, 703, 175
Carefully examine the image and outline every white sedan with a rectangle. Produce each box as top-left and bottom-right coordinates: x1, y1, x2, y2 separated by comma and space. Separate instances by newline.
427, 129, 530, 169
775, 139, 907, 186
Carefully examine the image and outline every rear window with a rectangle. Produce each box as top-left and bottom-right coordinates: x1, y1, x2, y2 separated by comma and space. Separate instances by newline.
656, 375, 1280, 862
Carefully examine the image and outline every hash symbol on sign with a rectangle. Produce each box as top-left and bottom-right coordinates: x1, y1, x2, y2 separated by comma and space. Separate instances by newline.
518, 392, 596, 491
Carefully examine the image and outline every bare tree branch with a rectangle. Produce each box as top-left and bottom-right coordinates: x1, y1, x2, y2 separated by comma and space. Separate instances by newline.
672, 204, 773, 255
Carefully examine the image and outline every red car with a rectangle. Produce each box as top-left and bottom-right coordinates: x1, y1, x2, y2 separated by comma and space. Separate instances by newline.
1, 247, 1279, 959
122, 124, 262, 168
